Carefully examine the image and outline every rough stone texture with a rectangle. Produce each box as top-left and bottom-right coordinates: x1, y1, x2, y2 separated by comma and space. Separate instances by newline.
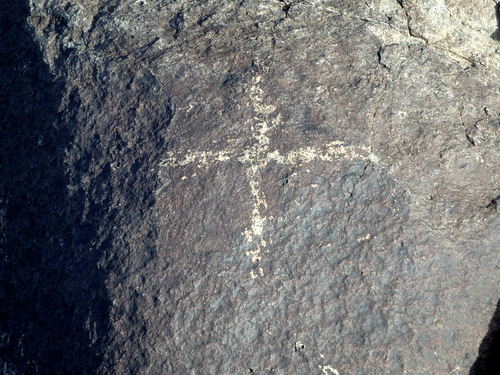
1, 0, 500, 374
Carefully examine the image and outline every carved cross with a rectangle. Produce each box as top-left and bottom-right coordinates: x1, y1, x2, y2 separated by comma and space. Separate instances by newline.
159, 76, 375, 278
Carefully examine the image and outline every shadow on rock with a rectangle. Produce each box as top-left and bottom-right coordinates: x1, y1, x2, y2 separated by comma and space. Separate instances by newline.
491, 2, 500, 41
470, 299, 500, 374
0, 1, 110, 373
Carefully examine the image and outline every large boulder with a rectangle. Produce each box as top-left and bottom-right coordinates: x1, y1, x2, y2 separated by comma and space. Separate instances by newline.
1, 0, 499, 373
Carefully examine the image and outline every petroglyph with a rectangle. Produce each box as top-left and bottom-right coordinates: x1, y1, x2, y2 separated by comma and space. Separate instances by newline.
160, 75, 376, 278
319, 365, 340, 375
357, 233, 371, 243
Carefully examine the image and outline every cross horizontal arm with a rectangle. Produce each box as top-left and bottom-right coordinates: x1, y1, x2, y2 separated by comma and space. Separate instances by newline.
159, 149, 237, 168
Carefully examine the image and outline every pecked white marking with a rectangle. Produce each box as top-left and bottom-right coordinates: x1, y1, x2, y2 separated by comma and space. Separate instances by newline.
160, 75, 376, 278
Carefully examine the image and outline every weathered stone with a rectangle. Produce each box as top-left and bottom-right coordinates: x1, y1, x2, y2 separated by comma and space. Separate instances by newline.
1, 0, 499, 374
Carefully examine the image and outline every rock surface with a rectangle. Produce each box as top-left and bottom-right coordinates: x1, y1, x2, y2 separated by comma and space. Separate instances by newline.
1, 0, 500, 374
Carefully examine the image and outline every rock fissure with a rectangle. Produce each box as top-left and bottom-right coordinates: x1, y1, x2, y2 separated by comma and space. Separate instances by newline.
459, 110, 477, 147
